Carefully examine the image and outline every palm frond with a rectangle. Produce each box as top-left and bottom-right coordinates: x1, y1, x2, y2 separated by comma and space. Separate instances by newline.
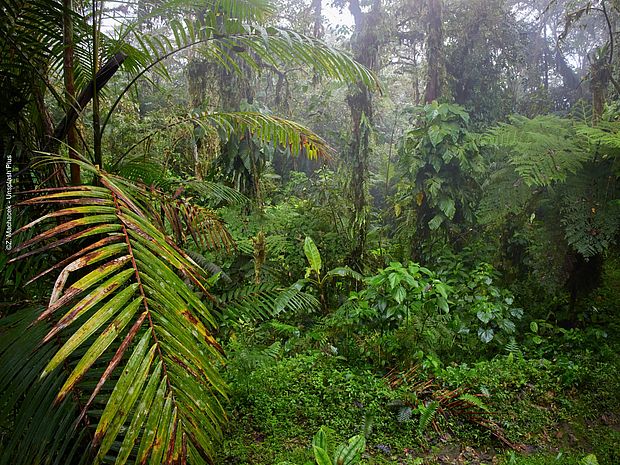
7, 163, 228, 464
124, 21, 380, 90
105, 174, 235, 252
0, 306, 86, 465
186, 180, 250, 206
196, 111, 334, 159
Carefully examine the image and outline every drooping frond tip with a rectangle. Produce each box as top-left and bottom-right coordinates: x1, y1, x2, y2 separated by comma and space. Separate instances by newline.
195, 111, 334, 160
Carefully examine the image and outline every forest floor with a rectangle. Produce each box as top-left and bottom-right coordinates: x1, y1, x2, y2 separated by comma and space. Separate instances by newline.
217, 329, 620, 465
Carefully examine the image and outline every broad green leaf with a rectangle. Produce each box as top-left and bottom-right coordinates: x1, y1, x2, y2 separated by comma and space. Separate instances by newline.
312, 427, 328, 453
312, 446, 332, 465
428, 124, 444, 146
394, 285, 406, 305
388, 272, 400, 289
510, 307, 524, 319
478, 328, 494, 343
304, 236, 322, 275
335, 434, 365, 465
428, 214, 443, 230
500, 319, 516, 333
438, 197, 456, 219
437, 296, 449, 313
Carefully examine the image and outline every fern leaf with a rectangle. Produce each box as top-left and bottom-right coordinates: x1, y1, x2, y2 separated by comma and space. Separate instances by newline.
457, 393, 489, 412
418, 401, 439, 435
220, 283, 319, 323
484, 115, 591, 187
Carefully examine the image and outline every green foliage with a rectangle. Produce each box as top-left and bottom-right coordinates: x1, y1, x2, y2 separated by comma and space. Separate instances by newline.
449, 263, 523, 346
348, 261, 450, 330
483, 115, 590, 187
395, 103, 483, 252
300, 236, 362, 312
311, 427, 366, 465
304, 236, 323, 277
3, 162, 228, 464
417, 400, 439, 435
480, 113, 620, 298
578, 454, 599, 465
219, 282, 319, 324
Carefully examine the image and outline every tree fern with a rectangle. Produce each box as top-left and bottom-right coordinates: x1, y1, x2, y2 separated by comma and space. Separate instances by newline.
483, 115, 591, 187
477, 165, 533, 226
219, 282, 319, 324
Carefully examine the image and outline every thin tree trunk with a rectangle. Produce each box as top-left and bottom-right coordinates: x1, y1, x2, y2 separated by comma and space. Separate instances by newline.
92, 0, 102, 169
424, 0, 443, 103
63, 0, 80, 185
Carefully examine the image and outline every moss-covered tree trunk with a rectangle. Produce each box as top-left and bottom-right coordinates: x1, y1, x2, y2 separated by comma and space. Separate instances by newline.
346, 0, 380, 270
424, 0, 444, 103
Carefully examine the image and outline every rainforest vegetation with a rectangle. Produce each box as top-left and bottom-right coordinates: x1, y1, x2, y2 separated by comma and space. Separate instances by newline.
1, 0, 619, 464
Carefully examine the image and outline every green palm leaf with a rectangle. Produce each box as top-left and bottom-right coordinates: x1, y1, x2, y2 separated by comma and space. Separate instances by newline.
7, 163, 228, 464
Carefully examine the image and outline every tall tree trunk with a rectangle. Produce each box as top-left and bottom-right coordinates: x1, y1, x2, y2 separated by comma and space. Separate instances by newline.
311, 0, 323, 39
346, 0, 380, 269
63, 0, 80, 185
92, 0, 103, 169
424, 0, 443, 103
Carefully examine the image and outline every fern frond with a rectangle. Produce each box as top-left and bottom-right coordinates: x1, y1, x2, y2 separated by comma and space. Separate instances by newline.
418, 400, 439, 435
477, 166, 533, 225
504, 339, 522, 357
457, 393, 489, 412
220, 283, 319, 323
186, 180, 250, 206
484, 115, 591, 187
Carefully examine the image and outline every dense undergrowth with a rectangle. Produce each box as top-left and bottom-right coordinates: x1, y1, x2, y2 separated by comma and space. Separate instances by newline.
210, 233, 620, 465
217, 330, 620, 464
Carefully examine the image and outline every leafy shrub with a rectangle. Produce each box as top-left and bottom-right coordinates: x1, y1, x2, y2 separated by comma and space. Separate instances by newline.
449, 262, 523, 346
